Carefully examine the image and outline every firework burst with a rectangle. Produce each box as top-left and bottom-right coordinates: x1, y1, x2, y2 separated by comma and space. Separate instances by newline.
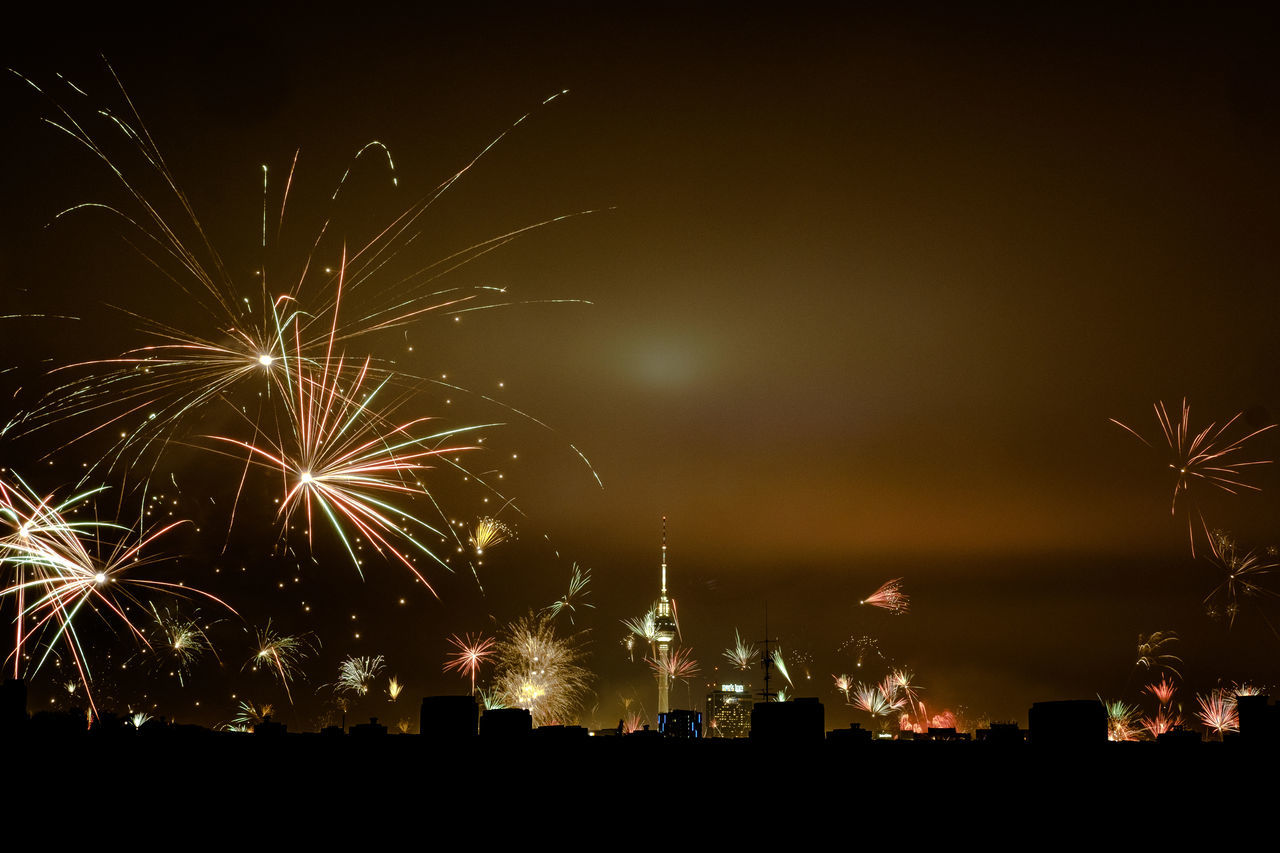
543, 564, 594, 623
1196, 690, 1239, 738
1202, 531, 1278, 628
723, 628, 758, 671
1135, 631, 1182, 678
443, 632, 496, 695
470, 517, 513, 556
335, 654, 386, 696
860, 578, 909, 614
245, 621, 317, 704
646, 647, 700, 684
1111, 399, 1274, 554
492, 612, 592, 727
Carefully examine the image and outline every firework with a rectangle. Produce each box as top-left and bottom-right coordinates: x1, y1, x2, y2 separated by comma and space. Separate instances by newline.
443, 632, 497, 695
492, 612, 592, 727
1111, 399, 1274, 554
1196, 690, 1239, 738
723, 628, 758, 671
0, 480, 230, 713
1134, 631, 1182, 678
1144, 676, 1178, 707
770, 647, 794, 688
543, 564, 594, 623
209, 336, 487, 595
1103, 699, 1142, 742
245, 621, 317, 704
838, 634, 884, 668
850, 681, 903, 717
470, 517, 513, 556
647, 647, 700, 684
387, 676, 404, 702
230, 699, 275, 728
833, 673, 852, 702
144, 603, 218, 686
860, 578, 909, 614
128, 711, 153, 729
1202, 531, 1278, 628
477, 688, 505, 711
335, 655, 386, 696
621, 608, 657, 662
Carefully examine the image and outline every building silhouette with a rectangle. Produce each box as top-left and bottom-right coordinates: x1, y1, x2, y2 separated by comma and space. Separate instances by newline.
654, 516, 678, 716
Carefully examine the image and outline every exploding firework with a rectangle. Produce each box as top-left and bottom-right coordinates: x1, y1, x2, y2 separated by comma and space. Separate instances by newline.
621, 608, 657, 662
833, 673, 853, 702
1145, 676, 1178, 707
1202, 531, 1278, 629
492, 612, 592, 727
1103, 699, 1142, 742
144, 603, 218, 686
723, 628, 758, 671
770, 647, 794, 688
1111, 399, 1274, 554
245, 621, 317, 704
443, 632, 496, 695
837, 634, 885, 669
860, 578, 909, 614
647, 647, 700, 684
335, 655, 386, 696
850, 681, 904, 717
1196, 690, 1239, 738
386, 676, 404, 702
543, 564, 594, 623
1135, 631, 1182, 678
470, 517, 513, 556
230, 700, 275, 728
0, 477, 230, 713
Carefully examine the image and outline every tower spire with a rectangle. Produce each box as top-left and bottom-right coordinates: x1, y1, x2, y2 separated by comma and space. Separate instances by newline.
654, 515, 677, 715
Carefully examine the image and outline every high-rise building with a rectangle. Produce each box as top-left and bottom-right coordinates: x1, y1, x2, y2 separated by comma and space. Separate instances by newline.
654, 517, 678, 715
705, 683, 753, 738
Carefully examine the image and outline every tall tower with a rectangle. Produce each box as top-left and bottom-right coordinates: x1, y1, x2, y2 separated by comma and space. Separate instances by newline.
654, 516, 677, 715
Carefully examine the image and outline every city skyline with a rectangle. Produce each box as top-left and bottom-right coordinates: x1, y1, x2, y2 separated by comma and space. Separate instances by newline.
1, 6, 1279, 732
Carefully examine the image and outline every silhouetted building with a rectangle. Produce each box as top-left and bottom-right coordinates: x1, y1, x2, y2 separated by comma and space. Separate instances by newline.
421, 695, 479, 739
751, 697, 824, 743
531, 724, 589, 741
1237, 694, 1279, 742
254, 715, 287, 736
350, 717, 387, 737
658, 709, 702, 738
1028, 700, 1106, 745
1155, 725, 1200, 745
480, 707, 532, 739
976, 722, 1026, 744
827, 723, 873, 743
705, 683, 752, 738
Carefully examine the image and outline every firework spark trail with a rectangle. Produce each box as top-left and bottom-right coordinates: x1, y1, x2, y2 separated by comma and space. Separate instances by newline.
443, 632, 496, 695
245, 621, 317, 704
543, 564, 594, 623
335, 655, 385, 696
1111, 399, 1274, 555
860, 578, 909, 614
230, 699, 274, 728
771, 647, 794, 688
492, 612, 591, 727
1202, 530, 1279, 629
386, 676, 404, 702
1135, 631, 1182, 678
723, 628, 758, 671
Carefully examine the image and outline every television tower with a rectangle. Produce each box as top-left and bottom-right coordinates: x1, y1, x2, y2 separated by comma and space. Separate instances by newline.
654, 516, 678, 715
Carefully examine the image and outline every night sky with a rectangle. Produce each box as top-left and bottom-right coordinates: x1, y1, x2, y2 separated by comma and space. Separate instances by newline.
2, 5, 1280, 731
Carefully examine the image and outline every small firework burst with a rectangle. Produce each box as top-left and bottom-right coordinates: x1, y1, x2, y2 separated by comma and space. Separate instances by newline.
1111, 399, 1274, 555
335, 655, 386, 696
1135, 631, 1182, 678
860, 578, 909, 614
443, 632, 496, 695
1103, 699, 1142, 742
387, 676, 404, 702
542, 564, 594, 623
1196, 690, 1239, 738
647, 647, 700, 684
1203, 531, 1278, 628
145, 603, 218, 686
231, 700, 274, 728
723, 628, 758, 671
245, 621, 317, 704
621, 608, 657, 661
470, 517, 513, 556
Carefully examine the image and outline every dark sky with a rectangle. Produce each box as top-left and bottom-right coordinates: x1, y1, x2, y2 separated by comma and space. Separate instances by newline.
2, 4, 1279, 730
